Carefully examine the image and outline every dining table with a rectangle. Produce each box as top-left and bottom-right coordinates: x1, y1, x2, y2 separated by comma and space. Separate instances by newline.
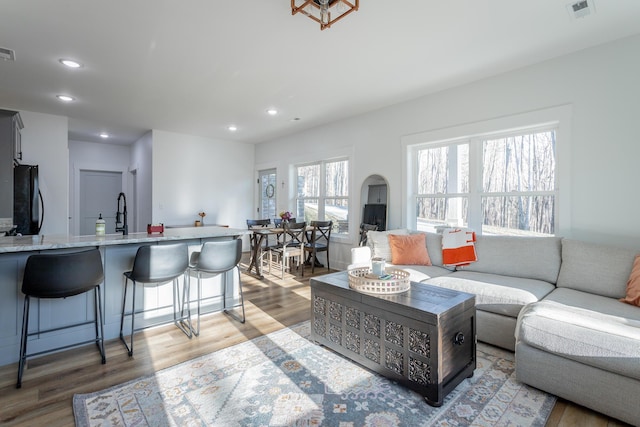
247, 224, 325, 278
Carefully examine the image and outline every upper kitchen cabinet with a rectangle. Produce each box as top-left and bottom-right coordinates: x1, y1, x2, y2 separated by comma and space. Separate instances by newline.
0, 109, 23, 220
0, 109, 23, 162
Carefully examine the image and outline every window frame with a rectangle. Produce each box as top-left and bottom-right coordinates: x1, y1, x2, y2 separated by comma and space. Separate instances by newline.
402, 106, 572, 236
294, 157, 351, 240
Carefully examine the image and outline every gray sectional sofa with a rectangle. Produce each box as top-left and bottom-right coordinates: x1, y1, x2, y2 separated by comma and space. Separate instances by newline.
349, 229, 640, 426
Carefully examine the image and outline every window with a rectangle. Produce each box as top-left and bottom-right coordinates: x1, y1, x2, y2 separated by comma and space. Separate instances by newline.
413, 127, 557, 236
295, 159, 349, 234
259, 169, 277, 220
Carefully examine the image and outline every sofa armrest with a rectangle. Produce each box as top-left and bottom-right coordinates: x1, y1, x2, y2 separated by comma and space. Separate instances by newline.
348, 246, 372, 270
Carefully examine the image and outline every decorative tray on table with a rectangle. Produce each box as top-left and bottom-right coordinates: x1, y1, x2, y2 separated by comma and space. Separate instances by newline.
347, 267, 410, 294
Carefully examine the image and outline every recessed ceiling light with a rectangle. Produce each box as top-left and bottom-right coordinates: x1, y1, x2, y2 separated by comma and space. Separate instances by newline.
99, 133, 109, 138
266, 108, 278, 116
59, 58, 82, 68
56, 95, 75, 102
228, 125, 238, 132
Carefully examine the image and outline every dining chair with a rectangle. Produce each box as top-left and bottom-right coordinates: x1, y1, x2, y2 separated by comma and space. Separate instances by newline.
17, 249, 105, 388
304, 220, 333, 274
359, 223, 379, 246
269, 221, 306, 279
246, 219, 271, 249
246, 219, 271, 273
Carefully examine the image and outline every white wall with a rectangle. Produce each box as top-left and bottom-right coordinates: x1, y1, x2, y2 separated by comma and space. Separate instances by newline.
68, 139, 133, 235
18, 111, 69, 235
256, 34, 640, 268
152, 130, 254, 233
131, 131, 153, 232
4, 111, 251, 239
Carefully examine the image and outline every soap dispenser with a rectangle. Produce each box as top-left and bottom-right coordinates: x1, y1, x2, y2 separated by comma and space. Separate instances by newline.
96, 213, 106, 236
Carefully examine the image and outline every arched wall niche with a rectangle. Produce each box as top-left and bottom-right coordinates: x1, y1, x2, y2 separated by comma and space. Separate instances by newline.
359, 174, 388, 231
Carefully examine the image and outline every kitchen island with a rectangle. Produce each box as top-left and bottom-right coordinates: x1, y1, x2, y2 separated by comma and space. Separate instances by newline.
0, 226, 247, 366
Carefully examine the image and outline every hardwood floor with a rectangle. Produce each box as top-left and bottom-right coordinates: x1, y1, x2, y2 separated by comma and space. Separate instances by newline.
0, 255, 630, 426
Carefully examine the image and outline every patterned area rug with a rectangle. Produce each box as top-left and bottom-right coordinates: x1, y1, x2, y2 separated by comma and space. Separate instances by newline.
73, 322, 555, 426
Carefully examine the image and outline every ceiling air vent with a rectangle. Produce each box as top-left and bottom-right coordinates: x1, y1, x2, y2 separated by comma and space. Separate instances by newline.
567, 0, 595, 19
0, 47, 16, 61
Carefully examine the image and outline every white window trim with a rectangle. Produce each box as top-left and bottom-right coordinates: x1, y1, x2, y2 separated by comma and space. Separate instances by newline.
290, 150, 354, 243
401, 105, 573, 235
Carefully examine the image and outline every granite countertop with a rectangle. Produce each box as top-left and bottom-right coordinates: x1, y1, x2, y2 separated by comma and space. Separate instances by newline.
0, 226, 248, 253
0, 218, 14, 233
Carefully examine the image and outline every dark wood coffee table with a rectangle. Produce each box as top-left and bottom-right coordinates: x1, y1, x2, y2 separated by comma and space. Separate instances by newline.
310, 271, 476, 406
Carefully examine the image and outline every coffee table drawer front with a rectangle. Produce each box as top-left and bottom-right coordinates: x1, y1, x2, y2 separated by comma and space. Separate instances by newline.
312, 289, 465, 404
312, 293, 437, 374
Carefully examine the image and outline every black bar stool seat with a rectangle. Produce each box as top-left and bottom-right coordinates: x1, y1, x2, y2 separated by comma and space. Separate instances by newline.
188, 238, 245, 335
17, 249, 105, 388
119, 243, 191, 356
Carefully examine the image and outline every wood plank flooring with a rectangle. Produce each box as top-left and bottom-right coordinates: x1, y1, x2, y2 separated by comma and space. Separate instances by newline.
0, 255, 630, 426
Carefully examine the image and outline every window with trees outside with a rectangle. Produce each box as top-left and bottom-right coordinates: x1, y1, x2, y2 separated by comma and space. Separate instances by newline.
413, 126, 557, 236
295, 159, 349, 235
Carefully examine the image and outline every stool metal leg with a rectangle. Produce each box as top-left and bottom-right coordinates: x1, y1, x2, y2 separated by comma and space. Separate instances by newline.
223, 267, 246, 323
16, 296, 30, 388
121, 274, 193, 357
119, 277, 136, 356
119, 276, 128, 344
172, 274, 193, 338
194, 271, 202, 337
94, 285, 106, 364
181, 270, 199, 337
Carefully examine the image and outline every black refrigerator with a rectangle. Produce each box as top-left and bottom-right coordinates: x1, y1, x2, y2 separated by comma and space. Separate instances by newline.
14, 164, 41, 235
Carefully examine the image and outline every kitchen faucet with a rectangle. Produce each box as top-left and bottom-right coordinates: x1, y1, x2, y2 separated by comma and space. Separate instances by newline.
115, 192, 128, 235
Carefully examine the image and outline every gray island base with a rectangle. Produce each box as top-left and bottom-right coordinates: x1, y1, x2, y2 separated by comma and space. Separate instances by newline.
310, 271, 476, 407
0, 226, 246, 367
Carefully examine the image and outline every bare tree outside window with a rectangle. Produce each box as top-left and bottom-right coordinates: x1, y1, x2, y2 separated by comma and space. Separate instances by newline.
415, 129, 556, 236
296, 159, 349, 234
482, 131, 556, 235
416, 144, 469, 231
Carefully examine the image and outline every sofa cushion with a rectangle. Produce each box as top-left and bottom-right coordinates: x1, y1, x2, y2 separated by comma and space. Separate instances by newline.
516, 288, 640, 381
392, 265, 452, 283
410, 231, 451, 269
621, 254, 640, 307
457, 235, 562, 284
424, 270, 555, 318
367, 229, 409, 262
556, 239, 638, 299
388, 233, 432, 265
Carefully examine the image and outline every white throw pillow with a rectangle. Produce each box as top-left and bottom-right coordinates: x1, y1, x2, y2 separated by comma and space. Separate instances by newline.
368, 228, 409, 262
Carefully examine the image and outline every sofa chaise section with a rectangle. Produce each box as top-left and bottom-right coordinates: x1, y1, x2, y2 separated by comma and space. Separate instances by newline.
515, 239, 640, 426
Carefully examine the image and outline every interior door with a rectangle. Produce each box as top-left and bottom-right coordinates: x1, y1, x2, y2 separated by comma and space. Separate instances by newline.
259, 169, 277, 220
79, 170, 122, 235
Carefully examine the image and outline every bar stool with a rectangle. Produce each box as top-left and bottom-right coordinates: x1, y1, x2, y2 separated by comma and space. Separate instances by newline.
188, 238, 245, 335
119, 243, 191, 356
17, 249, 105, 388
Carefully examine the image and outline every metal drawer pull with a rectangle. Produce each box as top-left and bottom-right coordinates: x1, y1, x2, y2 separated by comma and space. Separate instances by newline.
454, 332, 465, 345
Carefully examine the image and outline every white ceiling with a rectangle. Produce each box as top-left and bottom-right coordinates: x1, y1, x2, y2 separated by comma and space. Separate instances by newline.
1, 0, 639, 146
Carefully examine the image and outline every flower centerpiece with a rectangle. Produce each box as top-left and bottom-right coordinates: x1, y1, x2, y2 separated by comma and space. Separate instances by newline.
279, 211, 293, 223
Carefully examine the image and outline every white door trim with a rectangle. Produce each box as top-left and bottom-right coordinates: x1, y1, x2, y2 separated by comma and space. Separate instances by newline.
72, 162, 128, 236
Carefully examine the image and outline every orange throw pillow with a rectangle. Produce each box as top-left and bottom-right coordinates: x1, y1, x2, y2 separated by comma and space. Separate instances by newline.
621, 254, 640, 307
388, 233, 432, 266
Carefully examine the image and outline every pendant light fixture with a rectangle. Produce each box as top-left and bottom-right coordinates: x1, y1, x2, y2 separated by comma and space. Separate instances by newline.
291, 0, 359, 30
